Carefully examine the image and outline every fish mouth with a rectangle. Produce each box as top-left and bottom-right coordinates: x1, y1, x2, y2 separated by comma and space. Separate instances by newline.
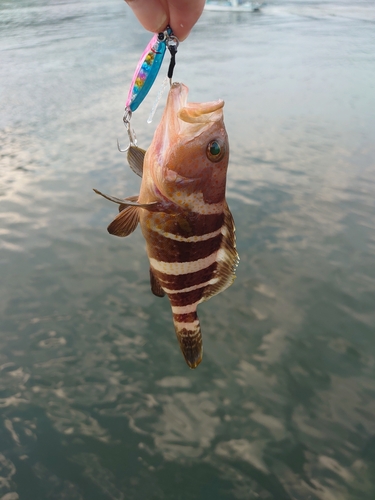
151, 82, 225, 170
168, 82, 224, 124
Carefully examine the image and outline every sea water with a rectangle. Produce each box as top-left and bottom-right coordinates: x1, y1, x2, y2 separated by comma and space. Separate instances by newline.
1, 0, 375, 498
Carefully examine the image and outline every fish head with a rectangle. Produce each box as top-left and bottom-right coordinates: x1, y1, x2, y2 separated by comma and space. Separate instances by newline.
147, 82, 229, 206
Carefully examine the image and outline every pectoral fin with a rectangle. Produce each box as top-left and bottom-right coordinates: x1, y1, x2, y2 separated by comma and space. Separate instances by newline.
127, 145, 146, 178
107, 205, 140, 237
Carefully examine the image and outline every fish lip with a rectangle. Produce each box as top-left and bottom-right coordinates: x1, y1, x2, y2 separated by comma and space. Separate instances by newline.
160, 82, 188, 152
169, 82, 189, 116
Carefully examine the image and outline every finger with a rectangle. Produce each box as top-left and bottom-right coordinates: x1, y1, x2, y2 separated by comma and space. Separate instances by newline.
167, 0, 205, 41
125, 0, 168, 34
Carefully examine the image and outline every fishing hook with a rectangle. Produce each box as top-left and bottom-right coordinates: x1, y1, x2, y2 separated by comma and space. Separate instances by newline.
117, 108, 137, 153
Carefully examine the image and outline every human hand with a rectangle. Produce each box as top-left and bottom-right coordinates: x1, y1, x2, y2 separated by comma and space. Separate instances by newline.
125, 0, 206, 41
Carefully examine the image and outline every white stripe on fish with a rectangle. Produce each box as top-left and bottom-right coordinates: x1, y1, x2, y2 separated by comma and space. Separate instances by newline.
149, 252, 218, 275
171, 302, 201, 315
162, 278, 219, 294
151, 227, 223, 243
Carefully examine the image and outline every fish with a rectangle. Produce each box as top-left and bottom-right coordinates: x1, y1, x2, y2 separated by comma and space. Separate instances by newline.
95, 82, 239, 369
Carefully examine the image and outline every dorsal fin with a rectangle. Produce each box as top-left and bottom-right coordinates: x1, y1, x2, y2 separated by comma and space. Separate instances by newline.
107, 205, 140, 237
127, 145, 146, 178
202, 202, 239, 300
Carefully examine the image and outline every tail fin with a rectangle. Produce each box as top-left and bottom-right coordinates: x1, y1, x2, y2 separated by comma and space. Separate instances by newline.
173, 312, 203, 369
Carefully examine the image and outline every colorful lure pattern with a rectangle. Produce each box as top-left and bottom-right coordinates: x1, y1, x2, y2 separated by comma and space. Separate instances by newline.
125, 33, 168, 113
118, 27, 178, 152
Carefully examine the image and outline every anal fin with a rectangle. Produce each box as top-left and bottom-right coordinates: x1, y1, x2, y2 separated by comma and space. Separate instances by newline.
150, 268, 165, 297
173, 312, 203, 369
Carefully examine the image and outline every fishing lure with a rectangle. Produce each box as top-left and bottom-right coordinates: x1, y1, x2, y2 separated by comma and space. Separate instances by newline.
118, 26, 179, 152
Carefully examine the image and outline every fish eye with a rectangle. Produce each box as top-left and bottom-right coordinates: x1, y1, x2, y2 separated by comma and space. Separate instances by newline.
206, 140, 225, 162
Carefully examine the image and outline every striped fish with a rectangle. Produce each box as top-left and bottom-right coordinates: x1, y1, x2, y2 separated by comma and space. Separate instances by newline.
95, 82, 239, 369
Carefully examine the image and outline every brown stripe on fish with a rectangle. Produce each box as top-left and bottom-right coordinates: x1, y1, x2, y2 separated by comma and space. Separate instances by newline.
172, 311, 198, 323
147, 204, 238, 299
162, 277, 219, 295
146, 233, 222, 263
152, 262, 218, 290
168, 287, 206, 307
172, 311, 203, 369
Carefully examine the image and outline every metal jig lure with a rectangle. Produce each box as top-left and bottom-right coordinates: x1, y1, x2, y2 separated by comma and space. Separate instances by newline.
118, 26, 179, 153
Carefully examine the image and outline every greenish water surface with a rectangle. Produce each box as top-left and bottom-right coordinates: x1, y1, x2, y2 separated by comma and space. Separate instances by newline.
1, 0, 375, 498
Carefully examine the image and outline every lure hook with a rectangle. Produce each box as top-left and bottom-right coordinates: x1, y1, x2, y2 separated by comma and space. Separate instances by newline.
117, 108, 137, 153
